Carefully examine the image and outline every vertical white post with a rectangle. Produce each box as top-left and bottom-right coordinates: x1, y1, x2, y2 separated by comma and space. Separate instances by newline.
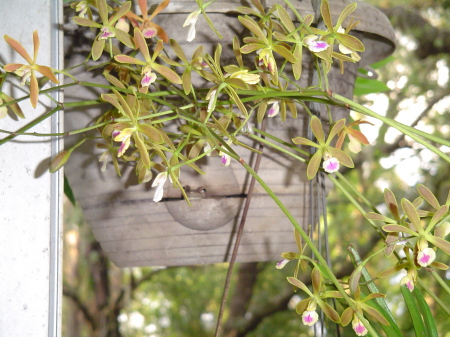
0, 1, 63, 336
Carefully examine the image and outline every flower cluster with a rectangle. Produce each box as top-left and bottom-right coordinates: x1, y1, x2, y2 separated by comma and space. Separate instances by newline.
2, 0, 365, 204
366, 185, 450, 270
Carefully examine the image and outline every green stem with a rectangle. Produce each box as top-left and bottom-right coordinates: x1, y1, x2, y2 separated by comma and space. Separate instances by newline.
247, 134, 307, 163
417, 277, 450, 316
335, 172, 377, 212
210, 129, 379, 336
332, 93, 450, 162
429, 270, 450, 296
328, 174, 385, 238
0, 106, 62, 145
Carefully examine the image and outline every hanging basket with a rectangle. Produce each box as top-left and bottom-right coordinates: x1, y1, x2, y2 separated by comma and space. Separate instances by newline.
64, 0, 395, 267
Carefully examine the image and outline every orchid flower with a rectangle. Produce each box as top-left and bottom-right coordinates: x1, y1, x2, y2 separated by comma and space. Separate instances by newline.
72, 0, 134, 60
152, 171, 168, 202
287, 268, 341, 326
239, 15, 297, 85
340, 286, 389, 333
158, 39, 206, 95
352, 315, 368, 336
124, 0, 169, 42
115, 28, 182, 91
184, 10, 201, 42
366, 193, 450, 268
3, 30, 59, 108
336, 119, 372, 153
101, 89, 165, 169
304, 35, 329, 52
200, 44, 249, 116
292, 116, 354, 179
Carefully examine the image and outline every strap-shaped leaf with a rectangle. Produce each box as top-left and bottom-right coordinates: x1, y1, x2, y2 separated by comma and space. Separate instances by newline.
401, 198, 422, 232
426, 205, 448, 232
384, 188, 400, 220
318, 300, 340, 323
272, 44, 298, 63
401, 285, 427, 337
413, 287, 439, 337
109, 1, 132, 25
320, 0, 333, 31
287, 277, 312, 295
365, 212, 397, 224
307, 151, 322, 180
329, 147, 354, 168
153, 63, 182, 84
327, 119, 345, 144
310, 116, 325, 144
427, 236, 450, 255
382, 224, 417, 237
336, 2, 357, 30
336, 33, 365, 52
138, 124, 164, 144
73, 16, 101, 28
238, 16, 267, 42
276, 5, 295, 31
417, 184, 440, 210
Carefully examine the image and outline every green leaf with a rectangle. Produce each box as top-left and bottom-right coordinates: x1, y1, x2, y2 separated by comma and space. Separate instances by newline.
138, 124, 164, 144
307, 151, 322, 180
354, 77, 390, 96
320, 0, 333, 31
385, 188, 400, 221
365, 212, 397, 223
318, 301, 340, 323
64, 175, 76, 206
418, 184, 440, 210
413, 287, 439, 337
427, 236, 450, 255
238, 16, 267, 42
310, 116, 325, 144
336, 33, 365, 52
327, 119, 345, 144
292, 136, 319, 148
287, 277, 312, 295
336, 2, 357, 30
153, 64, 183, 84
371, 55, 395, 69
382, 224, 417, 237
272, 44, 298, 63
328, 147, 354, 168
401, 285, 427, 337
401, 198, 422, 232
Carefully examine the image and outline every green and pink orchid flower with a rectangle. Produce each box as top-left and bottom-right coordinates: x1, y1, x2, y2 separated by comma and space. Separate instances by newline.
73, 0, 134, 60
3, 30, 59, 108
309, 0, 365, 72
158, 39, 207, 95
114, 28, 182, 91
365, 185, 450, 268
287, 268, 341, 327
238, 14, 297, 85
124, 0, 170, 42
340, 286, 389, 336
292, 116, 354, 180
274, 6, 331, 80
